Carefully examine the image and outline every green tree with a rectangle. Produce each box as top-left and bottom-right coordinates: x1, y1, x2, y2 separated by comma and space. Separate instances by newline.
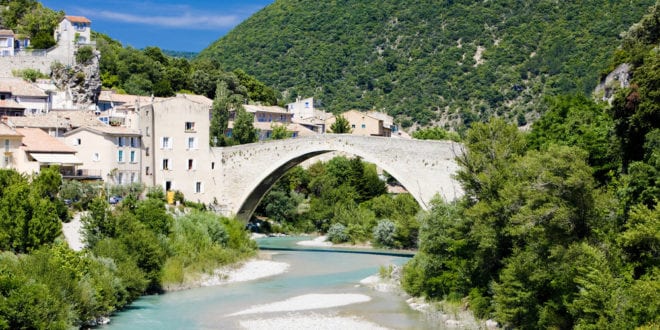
330, 115, 351, 133
270, 123, 292, 140
232, 106, 258, 144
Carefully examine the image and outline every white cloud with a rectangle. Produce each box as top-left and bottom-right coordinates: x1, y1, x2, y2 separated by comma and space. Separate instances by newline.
93, 10, 240, 29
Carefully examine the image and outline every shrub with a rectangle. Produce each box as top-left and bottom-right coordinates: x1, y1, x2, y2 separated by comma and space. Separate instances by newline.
76, 46, 95, 64
373, 219, 397, 248
327, 223, 349, 243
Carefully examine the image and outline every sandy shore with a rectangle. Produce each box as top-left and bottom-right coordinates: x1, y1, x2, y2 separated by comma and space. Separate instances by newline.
201, 258, 289, 287
296, 235, 333, 247
230, 293, 371, 316
239, 314, 389, 330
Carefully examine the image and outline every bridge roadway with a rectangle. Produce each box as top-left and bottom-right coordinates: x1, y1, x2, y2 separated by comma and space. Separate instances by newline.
209, 134, 463, 221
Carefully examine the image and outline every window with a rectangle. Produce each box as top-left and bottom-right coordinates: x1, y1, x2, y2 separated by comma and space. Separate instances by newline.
188, 159, 194, 170
361, 124, 366, 129
92, 153, 100, 162
161, 137, 171, 149
74, 138, 81, 146
185, 122, 195, 132
211, 162, 215, 170
4, 139, 9, 151
195, 181, 202, 193
351, 124, 356, 128
118, 150, 124, 162
117, 172, 123, 184
145, 147, 150, 156
117, 137, 125, 147
130, 137, 138, 147
145, 126, 150, 136
162, 158, 170, 170
130, 172, 136, 183
187, 137, 197, 150
130, 151, 136, 163
305, 102, 309, 108
145, 166, 150, 175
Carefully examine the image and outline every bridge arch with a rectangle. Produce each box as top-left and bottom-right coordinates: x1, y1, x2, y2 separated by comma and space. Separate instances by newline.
215, 134, 463, 221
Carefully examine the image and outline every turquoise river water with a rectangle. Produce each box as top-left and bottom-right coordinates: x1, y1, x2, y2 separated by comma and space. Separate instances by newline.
101, 236, 440, 329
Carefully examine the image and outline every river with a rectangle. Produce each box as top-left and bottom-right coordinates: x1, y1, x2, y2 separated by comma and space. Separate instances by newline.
101, 236, 441, 329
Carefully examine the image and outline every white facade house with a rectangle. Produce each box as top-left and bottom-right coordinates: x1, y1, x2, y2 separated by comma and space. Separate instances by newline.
0, 30, 14, 57
63, 126, 141, 183
139, 94, 213, 202
0, 78, 49, 115
286, 97, 331, 133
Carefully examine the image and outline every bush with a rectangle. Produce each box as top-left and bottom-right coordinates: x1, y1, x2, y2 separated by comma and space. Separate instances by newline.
327, 223, 349, 243
76, 46, 95, 64
373, 219, 397, 248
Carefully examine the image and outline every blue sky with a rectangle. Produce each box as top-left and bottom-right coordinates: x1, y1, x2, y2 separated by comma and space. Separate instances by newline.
40, 0, 273, 52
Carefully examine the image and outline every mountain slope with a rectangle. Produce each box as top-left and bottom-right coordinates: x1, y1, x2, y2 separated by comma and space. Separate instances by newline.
199, 0, 654, 128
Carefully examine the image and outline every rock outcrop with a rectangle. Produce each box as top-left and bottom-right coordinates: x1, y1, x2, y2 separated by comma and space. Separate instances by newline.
51, 49, 102, 108
594, 63, 632, 104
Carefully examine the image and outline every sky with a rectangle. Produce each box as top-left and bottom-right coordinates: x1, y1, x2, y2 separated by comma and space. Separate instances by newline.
40, 0, 274, 52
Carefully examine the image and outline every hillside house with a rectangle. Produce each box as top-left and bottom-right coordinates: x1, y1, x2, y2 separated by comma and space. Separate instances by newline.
0, 30, 14, 57
0, 78, 49, 115
286, 97, 331, 133
55, 15, 92, 46
228, 104, 316, 140
326, 110, 393, 137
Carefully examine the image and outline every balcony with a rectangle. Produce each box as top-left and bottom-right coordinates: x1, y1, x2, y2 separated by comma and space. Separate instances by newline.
61, 168, 102, 181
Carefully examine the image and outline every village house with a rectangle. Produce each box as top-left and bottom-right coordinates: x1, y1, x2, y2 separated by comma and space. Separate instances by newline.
0, 29, 30, 57
228, 104, 316, 140
139, 94, 214, 201
13, 127, 82, 178
286, 97, 331, 133
7, 109, 106, 137
326, 109, 395, 137
0, 77, 50, 115
96, 90, 158, 128
0, 120, 23, 170
54, 15, 92, 47
63, 125, 141, 184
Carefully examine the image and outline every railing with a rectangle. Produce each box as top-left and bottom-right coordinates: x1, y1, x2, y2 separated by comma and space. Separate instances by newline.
61, 169, 103, 180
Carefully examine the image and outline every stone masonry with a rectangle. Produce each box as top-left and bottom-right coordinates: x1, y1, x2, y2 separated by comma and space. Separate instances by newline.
210, 134, 463, 220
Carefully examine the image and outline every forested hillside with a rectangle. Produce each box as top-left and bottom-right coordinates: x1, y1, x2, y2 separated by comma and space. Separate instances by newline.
199, 0, 654, 128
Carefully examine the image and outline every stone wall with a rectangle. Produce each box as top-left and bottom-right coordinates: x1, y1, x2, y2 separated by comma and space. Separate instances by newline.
0, 46, 75, 77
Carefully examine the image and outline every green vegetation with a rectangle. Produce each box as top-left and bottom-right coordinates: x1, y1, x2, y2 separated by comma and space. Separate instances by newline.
75, 45, 94, 64
95, 32, 278, 101
0, 173, 255, 327
255, 156, 421, 249
412, 127, 461, 142
198, 0, 654, 128
0, 0, 63, 49
12, 68, 48, 82
400, 7, 660, 327
329, 115, 351, 133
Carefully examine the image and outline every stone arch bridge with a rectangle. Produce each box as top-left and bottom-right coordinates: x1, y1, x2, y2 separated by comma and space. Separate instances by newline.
211, 134, 463, 221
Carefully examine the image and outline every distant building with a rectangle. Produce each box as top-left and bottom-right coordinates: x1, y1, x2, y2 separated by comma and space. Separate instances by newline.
326, 110, 394, 137
54, 15, 92, 46
286, 97, 331, 133
0, 30, 15, 57
228, 104, 317, 140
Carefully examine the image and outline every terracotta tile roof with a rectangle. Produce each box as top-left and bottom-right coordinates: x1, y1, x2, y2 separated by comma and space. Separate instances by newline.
64, 125, 140, 137
0, 78, 47, 97
0, 122, 22, 137
16, 127, 75, 153
0, 30, 14, 37
244, 104, 289, 115
177, 93, 213, 106
0, 100, 26, 109
65, 16, 91, 24
98, 90, 155, 105
8, 110, 106, 130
